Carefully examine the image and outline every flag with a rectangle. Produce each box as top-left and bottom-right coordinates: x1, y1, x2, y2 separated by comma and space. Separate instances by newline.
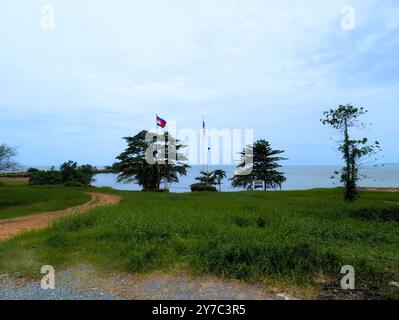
156, 115, 167, 128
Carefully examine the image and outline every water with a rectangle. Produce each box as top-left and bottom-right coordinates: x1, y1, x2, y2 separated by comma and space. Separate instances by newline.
92, 165, 399, 192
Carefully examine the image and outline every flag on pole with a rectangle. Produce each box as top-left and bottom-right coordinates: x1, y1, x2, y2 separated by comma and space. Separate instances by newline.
156, 115, 167, 128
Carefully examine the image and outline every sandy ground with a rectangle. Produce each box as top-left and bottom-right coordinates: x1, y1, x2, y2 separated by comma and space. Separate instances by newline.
358, 187, 399, 192
0, 192, 121, 241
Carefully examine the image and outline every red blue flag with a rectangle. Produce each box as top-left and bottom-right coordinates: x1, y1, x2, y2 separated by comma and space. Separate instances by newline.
156, 115, 167, 128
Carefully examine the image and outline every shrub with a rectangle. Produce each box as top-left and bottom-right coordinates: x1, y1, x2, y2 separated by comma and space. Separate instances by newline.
256, 217, 267, 228
142, 188, 170, 192
190, 183, 217, 192
29, 170, 63, 185
28, 161, 96, 186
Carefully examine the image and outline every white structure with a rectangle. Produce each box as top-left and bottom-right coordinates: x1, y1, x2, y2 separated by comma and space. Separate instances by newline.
253, 180, 265, 190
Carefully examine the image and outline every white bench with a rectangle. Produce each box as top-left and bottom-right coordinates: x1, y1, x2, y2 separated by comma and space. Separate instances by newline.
253, 180, 265, 190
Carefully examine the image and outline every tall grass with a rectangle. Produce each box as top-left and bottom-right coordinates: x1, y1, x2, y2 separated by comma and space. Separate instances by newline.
0, 188, 398, 292
0, 185, 91, 219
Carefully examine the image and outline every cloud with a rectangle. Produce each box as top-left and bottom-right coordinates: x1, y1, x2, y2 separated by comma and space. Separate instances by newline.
0, 0, 398, 165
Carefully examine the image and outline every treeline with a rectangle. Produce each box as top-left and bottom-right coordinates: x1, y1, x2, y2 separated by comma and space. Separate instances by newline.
115, 130, 287, 192
28, 161, 96, 187
2, 104, 379, 201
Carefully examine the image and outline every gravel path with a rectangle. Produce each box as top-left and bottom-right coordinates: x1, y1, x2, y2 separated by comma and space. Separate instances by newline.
0, 265, 295, 300
0, 276, 121, 300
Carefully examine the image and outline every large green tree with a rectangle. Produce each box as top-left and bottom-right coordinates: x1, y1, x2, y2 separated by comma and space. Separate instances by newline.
116, 130, 189, 190
0, 144, 18, 172
231, 139, 287, 190
321, 104, 380, 202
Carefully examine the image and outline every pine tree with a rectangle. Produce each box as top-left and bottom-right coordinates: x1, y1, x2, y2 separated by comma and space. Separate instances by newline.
231, 139, 287, 190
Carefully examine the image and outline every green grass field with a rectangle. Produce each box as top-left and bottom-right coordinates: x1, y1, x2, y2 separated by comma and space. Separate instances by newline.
0, 186, 398, 297
0, 184, 91, 220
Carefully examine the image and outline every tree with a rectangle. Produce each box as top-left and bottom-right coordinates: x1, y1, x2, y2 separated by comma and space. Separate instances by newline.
60, 160, 78, 182
231, 139, 287, 190
195, 169, 227, 191
116, 130, 190, 190
321, 104, 380, 202
212, 169, 227, 191
0, 144, 18, 172
195, 171, 215, 185
77, 164, 97, 186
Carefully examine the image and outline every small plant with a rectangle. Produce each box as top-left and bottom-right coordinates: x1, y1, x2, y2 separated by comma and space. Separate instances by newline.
255, 217, 267, 228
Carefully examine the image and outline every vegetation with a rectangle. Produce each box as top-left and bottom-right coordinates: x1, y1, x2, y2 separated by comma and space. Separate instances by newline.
231, 139, 287, 190
350, 205, 399, 222
29, 161, 96, 187
194, 169, 227, 191
0, 184, 91, 220
0, 144, 18, 172
116, 130, 190, 190
102, 162, 121, 173
190, 183, 217, 192
321, 105, 380, 202
0, 187, 398, 297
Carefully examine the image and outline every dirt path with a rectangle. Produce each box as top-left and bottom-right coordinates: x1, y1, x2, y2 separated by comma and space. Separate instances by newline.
0, 192, 121, 241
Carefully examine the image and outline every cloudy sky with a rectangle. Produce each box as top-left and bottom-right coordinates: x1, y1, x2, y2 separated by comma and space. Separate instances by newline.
0, 0, 398, 166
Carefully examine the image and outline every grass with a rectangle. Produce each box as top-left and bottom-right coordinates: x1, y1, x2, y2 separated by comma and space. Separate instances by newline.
0, 184, 91, 220
0, 187, 398, 297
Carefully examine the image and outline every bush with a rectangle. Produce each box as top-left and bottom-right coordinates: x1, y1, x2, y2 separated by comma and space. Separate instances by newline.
29, 170, 63, 185
190, 183, 217, 192
28, 161, 96, 186
142, 188, 170, 192
351, 206, 399, 222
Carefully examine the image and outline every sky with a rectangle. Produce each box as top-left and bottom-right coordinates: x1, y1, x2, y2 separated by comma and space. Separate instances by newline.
0, 0, 398, 166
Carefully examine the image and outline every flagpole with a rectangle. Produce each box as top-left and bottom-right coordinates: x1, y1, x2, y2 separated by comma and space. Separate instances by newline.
202, 115, 205, 174
165, 119, 168, 190
156, 114, 160, 190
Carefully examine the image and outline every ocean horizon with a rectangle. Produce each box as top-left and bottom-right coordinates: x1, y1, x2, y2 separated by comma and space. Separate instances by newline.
90, 165, 399, 192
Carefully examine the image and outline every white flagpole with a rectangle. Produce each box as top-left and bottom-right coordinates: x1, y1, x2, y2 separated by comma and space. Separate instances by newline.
156, 114, 160, 189
202, 115, 205, 173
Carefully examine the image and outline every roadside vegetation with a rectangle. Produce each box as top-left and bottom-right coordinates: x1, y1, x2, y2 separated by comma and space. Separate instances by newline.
0, 187, 397, 297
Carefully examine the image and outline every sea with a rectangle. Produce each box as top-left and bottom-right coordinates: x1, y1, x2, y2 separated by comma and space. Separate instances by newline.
92, 165, 399, 193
